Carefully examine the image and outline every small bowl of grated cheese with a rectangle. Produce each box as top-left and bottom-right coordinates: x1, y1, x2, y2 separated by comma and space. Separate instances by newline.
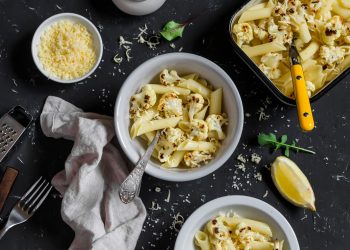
32, 13, 103, 84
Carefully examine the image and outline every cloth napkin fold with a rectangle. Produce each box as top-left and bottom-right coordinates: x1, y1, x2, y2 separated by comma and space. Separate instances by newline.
40, 96, 146, 250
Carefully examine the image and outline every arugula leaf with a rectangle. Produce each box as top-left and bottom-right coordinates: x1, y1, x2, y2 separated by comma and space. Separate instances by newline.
257, 133, 315, 156
160, 21, 185, 41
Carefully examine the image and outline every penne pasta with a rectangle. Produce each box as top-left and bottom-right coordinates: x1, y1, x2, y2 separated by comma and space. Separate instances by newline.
194, 231, 210, 250
222, 216, 273, 237
332, 1, 350, 19
209, 88, 222, 115
238, 7, 273, 23
136, 117, 181, 136
247, 2, 266, 11
177, 79, 212, 98
242, 42, 286, 57
299, 42, 319, 61
146, 84, 190, 95
177, 140, 216, 152
162, 151, 186, 168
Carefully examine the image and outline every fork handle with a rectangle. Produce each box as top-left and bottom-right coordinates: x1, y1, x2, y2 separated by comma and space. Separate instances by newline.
0, 221, 11, 240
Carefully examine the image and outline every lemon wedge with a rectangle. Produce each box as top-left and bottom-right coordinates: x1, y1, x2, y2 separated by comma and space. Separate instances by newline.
271, 156, 316, 211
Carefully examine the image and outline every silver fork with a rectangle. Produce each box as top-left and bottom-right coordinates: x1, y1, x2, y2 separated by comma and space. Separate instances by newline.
0, 177, 53, 240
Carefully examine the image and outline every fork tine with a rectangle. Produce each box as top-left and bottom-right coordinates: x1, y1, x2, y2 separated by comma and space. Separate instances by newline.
31, 185, 53, 214
23, 179, 46, 207
27, 182, 50, 211
19, 176, 42, 202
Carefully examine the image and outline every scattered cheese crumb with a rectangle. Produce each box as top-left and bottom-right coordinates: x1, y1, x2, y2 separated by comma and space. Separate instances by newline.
235, 162, 246, 172
257, 107, 270, 121
154, 187, 161, 192
170, 43, 176, 49
237, 154, 247, 163
245, 113, 251, 117
164, 190, 171, 203
254, 172, 263, 181
251, 153, 262, 164
119, 36, 133, 48
263, 190, 268, 198
170, 213, 184, 232
113, 53, 123, 64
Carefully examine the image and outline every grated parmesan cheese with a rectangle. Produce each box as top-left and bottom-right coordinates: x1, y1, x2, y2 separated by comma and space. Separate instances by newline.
38, 20, 97, 80
251, 153, 262, 164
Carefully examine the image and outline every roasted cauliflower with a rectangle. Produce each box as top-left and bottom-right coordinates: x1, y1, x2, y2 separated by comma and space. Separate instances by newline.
183, 151, 213, 168
130, 85, 156, 118
158, 92, 183, 118
233, 23, 253, 47
160, 69, 184, 86
187, 93, 204, 120
206, 114, 227, 140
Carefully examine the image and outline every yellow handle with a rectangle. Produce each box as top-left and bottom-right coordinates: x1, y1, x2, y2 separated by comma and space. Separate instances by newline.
291, 64, 314, 132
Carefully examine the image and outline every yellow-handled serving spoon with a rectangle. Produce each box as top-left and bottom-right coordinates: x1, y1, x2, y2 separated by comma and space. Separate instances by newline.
289, 43, 315, 132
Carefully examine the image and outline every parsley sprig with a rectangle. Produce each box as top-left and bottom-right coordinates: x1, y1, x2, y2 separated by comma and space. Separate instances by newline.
258, 133, 316, 157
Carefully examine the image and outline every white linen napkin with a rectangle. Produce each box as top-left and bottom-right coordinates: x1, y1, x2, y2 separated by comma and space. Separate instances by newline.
40, 96, 146, 250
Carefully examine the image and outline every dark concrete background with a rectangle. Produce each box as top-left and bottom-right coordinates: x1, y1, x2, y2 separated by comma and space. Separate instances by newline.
0, 0, 349, 249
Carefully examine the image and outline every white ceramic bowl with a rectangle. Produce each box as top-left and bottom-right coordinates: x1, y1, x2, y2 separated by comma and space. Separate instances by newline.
31, 13, 103, 84
175, 195, 300, 250
114, 53, 244, 182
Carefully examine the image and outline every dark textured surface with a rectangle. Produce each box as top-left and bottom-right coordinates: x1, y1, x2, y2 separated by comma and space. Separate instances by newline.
0, 0, 349, 249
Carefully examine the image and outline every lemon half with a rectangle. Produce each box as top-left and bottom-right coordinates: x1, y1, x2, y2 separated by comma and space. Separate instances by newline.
271, 156, 316, 211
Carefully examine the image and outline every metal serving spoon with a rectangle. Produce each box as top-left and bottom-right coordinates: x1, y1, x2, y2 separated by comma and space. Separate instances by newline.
119, 131, 160, 204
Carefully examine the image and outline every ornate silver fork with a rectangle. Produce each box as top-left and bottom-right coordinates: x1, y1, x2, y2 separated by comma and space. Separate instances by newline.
0, 177, 52, 240
119, 130, 160, 204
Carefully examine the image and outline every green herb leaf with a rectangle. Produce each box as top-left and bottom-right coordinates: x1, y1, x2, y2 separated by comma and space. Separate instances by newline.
257, 133, 316, 156
160, 21, 185, 41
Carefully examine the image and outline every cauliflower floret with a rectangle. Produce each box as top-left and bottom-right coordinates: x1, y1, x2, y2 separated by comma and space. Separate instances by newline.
233, 23, 253, 47
157, 92, 183, 118
321, 16, 343, 46
160, 69, 184, 86
130, 85, 156, 118
260, 52, 283, 68
306, 80, 316, 98
156, 140, 174, 163
251, 23, 268, 41
342, 22, 350, 44
319, 45, 345, 67
187, 94, 204, 120
183, 151, 213, 168
266, 18, 293, 45
161, 127, 185, 147
308, 0, 322, 13
259, 64, 282, 80
188, 119, 208, 140
206, 114, 227, 140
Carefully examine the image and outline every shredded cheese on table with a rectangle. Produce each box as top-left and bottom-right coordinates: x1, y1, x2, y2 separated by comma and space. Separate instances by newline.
38, 20, 97, 80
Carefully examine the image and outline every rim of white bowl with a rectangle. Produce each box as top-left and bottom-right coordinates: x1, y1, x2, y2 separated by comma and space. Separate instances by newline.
174, 195, 300, 250
31, 12, 103, 84
114, 52, 244, 181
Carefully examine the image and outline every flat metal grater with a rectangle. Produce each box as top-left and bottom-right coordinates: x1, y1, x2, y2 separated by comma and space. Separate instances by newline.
0, 106, 32, 163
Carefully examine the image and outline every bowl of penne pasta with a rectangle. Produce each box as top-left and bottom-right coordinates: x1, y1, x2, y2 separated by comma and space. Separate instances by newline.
174, 195, 299, 250
114, 52, 244, 182
229, 0, 350, 105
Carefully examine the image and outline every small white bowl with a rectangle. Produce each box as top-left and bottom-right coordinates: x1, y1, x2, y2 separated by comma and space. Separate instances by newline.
114, 53, 244, 182
31, 13, 103, 84
175, 195, 300, 250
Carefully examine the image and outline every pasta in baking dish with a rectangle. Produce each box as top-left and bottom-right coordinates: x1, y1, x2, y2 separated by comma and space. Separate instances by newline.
129, 69, 227, 168
231, 0, 350, 98
194, 213, 284, 250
